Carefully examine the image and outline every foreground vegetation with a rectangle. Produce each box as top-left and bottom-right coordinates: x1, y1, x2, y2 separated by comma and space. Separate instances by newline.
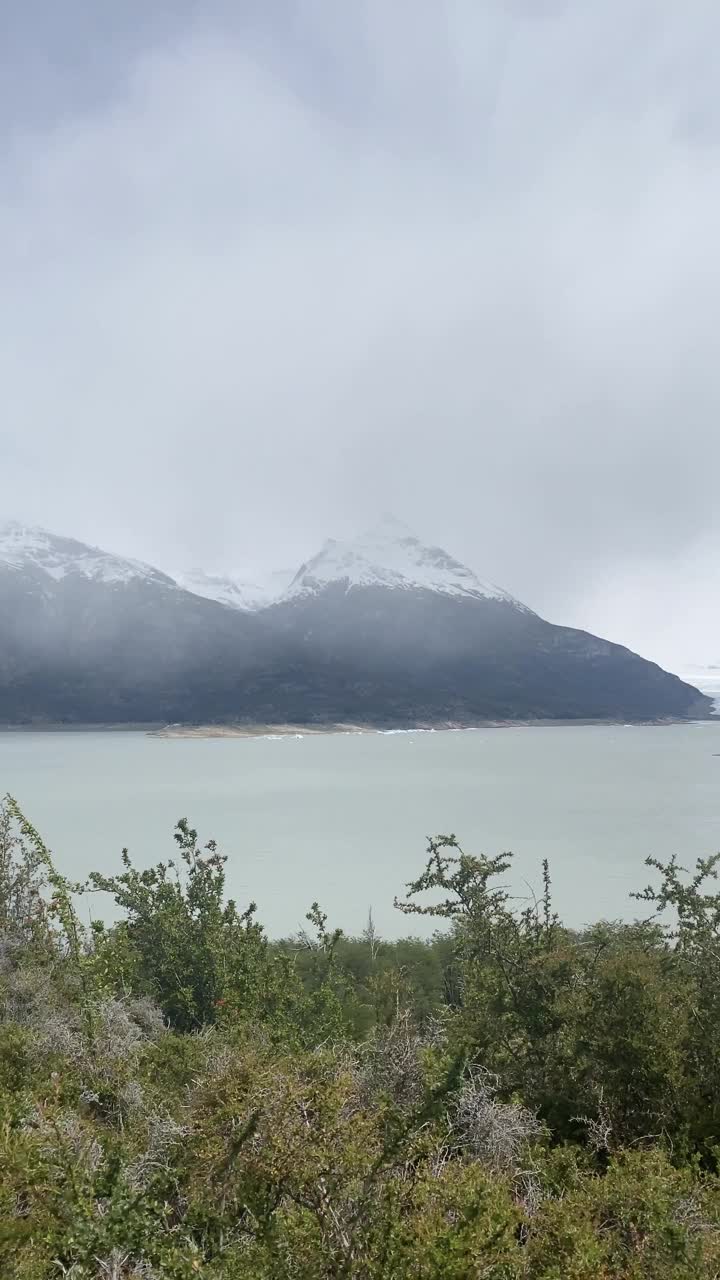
2, 796, 720, 1277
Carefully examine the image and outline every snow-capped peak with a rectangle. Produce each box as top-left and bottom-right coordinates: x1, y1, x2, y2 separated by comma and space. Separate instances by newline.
284, 517, 527, 608
174, 567, 293, 612
0, 521, 174, 587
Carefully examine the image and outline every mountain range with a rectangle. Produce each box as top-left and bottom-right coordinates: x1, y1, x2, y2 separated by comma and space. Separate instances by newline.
0, 517, 711, 726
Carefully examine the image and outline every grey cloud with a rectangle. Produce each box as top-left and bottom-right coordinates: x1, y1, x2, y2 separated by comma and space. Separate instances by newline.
1, 0, 720, 667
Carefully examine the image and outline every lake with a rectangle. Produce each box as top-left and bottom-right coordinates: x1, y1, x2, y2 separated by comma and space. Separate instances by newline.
1, 723, 720, 938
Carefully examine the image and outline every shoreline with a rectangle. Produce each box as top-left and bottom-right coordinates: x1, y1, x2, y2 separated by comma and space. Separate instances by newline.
1, 716, 715, 737
147, 716, 717, 738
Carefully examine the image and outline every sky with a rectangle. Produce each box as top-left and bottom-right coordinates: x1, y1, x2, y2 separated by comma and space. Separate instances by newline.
2, 0, 720, 669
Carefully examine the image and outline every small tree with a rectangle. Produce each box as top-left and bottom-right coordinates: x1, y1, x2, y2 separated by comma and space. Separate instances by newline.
86, 820, 269, 1031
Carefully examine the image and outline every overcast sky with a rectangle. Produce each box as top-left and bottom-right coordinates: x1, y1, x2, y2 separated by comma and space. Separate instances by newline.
2, 1, 719, 668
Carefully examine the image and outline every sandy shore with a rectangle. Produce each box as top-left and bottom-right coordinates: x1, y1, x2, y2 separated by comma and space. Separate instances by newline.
147, 722, 368, 739
145, 716, 708, 739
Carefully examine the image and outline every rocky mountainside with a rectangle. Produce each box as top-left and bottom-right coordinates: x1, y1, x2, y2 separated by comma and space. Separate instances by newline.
0, 519, 711, 725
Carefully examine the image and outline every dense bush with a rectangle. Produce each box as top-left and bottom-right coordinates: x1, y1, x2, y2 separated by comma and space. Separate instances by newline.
1, 795, 720, 1277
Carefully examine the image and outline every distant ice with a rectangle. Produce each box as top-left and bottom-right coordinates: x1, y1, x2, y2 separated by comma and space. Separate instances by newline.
676, 666, 720, 715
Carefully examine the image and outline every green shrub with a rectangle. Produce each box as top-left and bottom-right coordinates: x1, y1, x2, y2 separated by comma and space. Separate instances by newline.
0, 799, 719, 1277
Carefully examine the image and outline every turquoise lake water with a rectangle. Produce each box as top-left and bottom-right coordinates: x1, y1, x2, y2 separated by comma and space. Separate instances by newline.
1, 722, 719, 937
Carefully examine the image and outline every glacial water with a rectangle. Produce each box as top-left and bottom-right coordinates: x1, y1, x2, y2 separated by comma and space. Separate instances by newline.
2, 722, 720, 937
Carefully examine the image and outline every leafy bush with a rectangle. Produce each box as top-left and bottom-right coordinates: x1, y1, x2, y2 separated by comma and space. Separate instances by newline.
0, 798, 720, 1277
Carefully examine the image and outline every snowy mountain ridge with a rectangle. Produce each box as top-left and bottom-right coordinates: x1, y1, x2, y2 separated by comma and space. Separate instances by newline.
0, 517, 528, 612
0, 521, 174, 587
283, 516, 528, 609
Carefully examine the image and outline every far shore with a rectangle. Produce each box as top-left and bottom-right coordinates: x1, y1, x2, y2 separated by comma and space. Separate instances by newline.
147, 716, 716, 738
0, 715, 715, 738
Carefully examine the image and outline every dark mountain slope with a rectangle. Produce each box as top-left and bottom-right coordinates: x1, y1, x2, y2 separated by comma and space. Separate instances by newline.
262, 584, 709, 723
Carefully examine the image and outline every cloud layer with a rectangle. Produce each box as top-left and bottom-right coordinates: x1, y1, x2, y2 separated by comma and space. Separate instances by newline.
2, 1, 719, 665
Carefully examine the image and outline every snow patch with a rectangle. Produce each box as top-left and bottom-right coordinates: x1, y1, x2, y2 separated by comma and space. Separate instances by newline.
175, 567, 294, 612
0, 522, 173, 588
283, 515, 529, 610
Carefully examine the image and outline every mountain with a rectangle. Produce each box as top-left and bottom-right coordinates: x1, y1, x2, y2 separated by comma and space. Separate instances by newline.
0, 519, 711, 726
284, 516, 524, 606
264, 519, 712, 725
0, 523, 268, 723
175, 567, 293, 611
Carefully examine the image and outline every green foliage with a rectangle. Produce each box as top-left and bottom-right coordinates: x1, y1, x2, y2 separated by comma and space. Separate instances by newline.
0, 801, 720, 1276
634, 852, 720, 1155
395, 836, 698, 1149
86, 819, 300, 1035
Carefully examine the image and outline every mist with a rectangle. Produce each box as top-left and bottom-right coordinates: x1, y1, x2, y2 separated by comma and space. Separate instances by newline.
2, 1, 719, 668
